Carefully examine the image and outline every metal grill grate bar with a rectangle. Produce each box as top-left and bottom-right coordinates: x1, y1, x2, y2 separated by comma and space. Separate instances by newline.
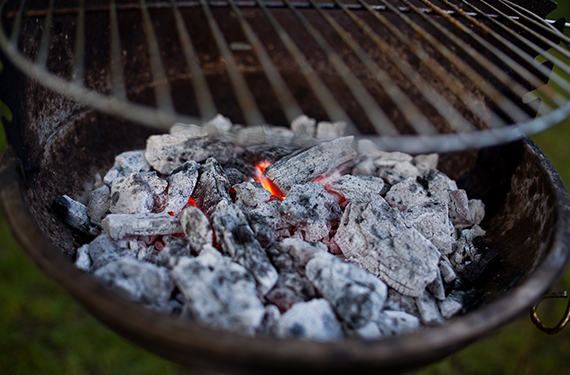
1, 0, 569, 153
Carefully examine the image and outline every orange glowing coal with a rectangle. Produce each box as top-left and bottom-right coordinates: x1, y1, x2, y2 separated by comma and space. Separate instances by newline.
255, 161, 284, 199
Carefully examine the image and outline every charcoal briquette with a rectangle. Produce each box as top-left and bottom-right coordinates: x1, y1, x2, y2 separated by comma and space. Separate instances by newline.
274, 299, 344, 341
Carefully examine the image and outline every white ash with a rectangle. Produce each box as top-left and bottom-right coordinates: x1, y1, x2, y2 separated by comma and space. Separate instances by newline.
102, 213, 182, 240
60, 114, 496, 341
53, 195, 100, 237
179, 206, 212, 254
87, 185, 110, 225
280, 182, 342, 242
274, 299, 344, 342
94, 257, 174, 304
103, 150, 151, 185
191, 157, 232, 218
172, 248, 266, 335
263, 136, 357, 195
210, 200, 278, 296
306, 252, 388, 328
163, 161, 200, 215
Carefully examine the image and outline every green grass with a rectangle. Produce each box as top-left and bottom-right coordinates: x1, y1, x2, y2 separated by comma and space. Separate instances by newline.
2, 3, 570, 375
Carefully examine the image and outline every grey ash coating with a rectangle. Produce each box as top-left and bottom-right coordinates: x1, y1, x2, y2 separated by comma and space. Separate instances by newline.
57, 114, 496, 342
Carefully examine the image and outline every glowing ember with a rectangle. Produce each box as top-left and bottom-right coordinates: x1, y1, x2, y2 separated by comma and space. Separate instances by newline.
255, 162, 284, 199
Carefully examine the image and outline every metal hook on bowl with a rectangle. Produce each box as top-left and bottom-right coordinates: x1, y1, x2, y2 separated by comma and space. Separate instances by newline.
530, 291, 570, 334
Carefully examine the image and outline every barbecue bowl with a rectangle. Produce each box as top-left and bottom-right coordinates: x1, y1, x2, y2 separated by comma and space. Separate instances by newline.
1, 78, 570, 375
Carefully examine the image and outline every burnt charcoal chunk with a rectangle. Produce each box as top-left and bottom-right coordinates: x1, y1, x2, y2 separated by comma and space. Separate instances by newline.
263, 136, 357, 195
172, 248, 265, 335
154, 238, 192, 269
87, 186, 111, 225
102, 213, 182, 240
94, 257, 174, 304
179, 206, 212, 254
306, 252, 388, 328
210, 201, 278, 295
223, 158, 258, 180
104, 150, 151, 185
245, 200, 282, 248
274, 299, 344, 341
448, 189, 472, 229
385, 176, 431, 211
401, 200, 454, 255
146, 134, 236, 174
242, 145, 300, 165
415, 292, 444, 326
375, 310, 420, 336
235, 125, 295, 146
87, 234, 137, 271
53, 195, 100, 237
234, 181, 272, 209
265, 288, 304, 313
316, 121, 346, 140
109, 173, 155, 214
191, 157, 232, 218
280, 182, 342, 242
334, 196, 407, 273
325, 175, 384, 203
413, 154, 439, 174
164, 161, 200, 215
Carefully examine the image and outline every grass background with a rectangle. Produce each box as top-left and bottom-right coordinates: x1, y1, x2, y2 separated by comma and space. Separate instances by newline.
2, 3, 570, 374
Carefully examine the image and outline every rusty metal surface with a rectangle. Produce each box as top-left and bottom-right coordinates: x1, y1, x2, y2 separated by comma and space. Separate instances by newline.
530, 292, 570, 334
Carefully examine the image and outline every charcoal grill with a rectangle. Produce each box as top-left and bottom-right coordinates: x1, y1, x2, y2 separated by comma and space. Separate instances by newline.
1, 0, 570, 374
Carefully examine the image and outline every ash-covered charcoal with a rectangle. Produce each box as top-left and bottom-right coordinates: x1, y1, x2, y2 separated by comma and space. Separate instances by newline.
325, 174, 384, 203
103, 150, 151, 185
256, 305, 282, 336
439, 255, 458, 284
179, 206, 212, 254
141, 172, 169, 211
75, 244, 91, 272
94, 257, 174, 305
375, 310, 420, 337
415, 292, 444, 326
86, 234, 137, 271
306, 252, 388, 328
449, 226, 486, 273
201, 113, 233, 137
145, 134, 236, 175
191, 157, 232, 218
86, 186, 110, 225
376, 162, 420, 186
109, 173, 155, 214
423, 169, 458, 203
263, 136, 357, 195
242, 145, 300, 165
222, 158, 258, 181
172, 248, 266, 335
245, 200, 282, 248
280, 182, 342, 242
265, 239, 323, 312
426, 269, 446, 301
385, 176, 432, 211
384, 289, 419, 316
412, 154, 439, 174
101, 213, 182, 240
315, 121, 346, 140
469, 199, 485, 226
333, 196, 407, 274
274, 299, 344, 341
401, 201, 454, 255
53, 195, 100, 237
210, 200, 278, 296
448, 189, 473, 229
461, 246, 499, 285
291, 115, 316, 144
235, 125, 295, 147
154, 237, 192, 269
169, 122, 203, 139
234, 181, 272, 209
439, 291, 464, 319
163, 161, 200, 215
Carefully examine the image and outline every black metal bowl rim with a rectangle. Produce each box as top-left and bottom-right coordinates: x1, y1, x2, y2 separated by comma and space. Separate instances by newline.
1, 137, 569, 370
